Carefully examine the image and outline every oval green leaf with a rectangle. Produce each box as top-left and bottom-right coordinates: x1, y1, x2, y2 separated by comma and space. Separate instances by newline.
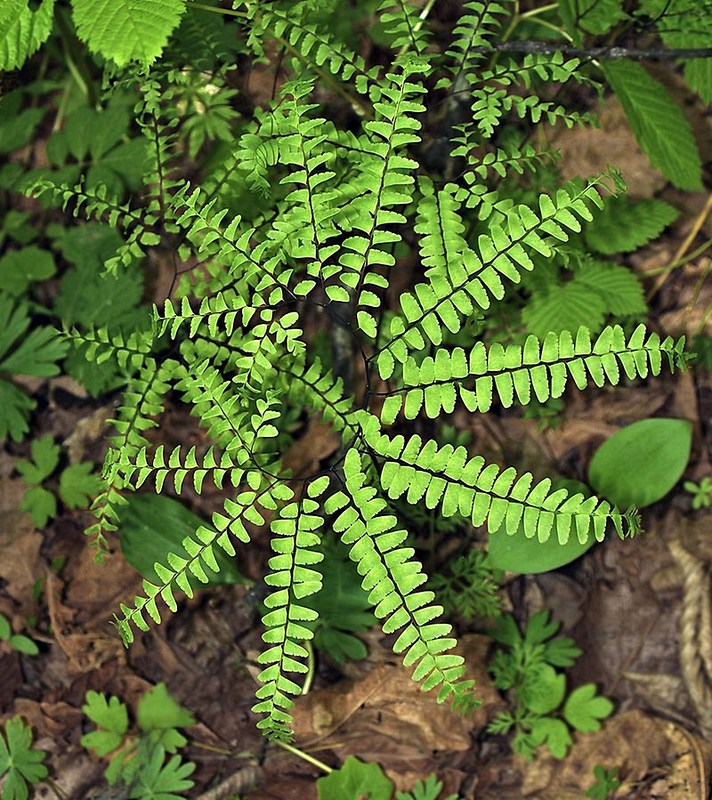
119, 494, 247, 588
488, 480, 596, 574
588, 418, 693, 508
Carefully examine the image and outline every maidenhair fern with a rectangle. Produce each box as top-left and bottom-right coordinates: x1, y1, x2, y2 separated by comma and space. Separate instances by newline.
22, 0, 691, 741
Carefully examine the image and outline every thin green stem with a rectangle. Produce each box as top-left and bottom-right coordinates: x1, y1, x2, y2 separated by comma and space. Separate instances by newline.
302, 640, 316, 695
396, 0, 437, 57
188, 2, 247, 18
274, 741, 333, 774
519, 3, 558, 20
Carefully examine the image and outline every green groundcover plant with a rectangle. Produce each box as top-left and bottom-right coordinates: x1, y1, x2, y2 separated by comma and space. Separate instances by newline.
1, 0, 704, 746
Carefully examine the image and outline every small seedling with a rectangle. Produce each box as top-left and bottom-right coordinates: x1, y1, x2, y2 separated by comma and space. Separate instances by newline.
0, 717, 48, 800
316, 755, 457, 800
81, 683, 195, 799
683, 477, 712, 510
586, 764, 621, 799
487, 611, 613, 760
0, 614, 38, 656
15, 435, 102, 528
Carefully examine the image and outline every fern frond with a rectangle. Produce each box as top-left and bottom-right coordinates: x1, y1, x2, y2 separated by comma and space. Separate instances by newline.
377, 0, 431, 55
30, 180, 159, 274
438, 0, 511, 89
116, 475, 293, 644
358, 415, 638, 544
332, 56, 429, 338
281, 357, 360, 438
174, 185, 291, 302
470, 54, 594, 138
326, 450, 477, 707
247, 2, 379, 97
376, 177, 616, 380
115, 444, 243, 494
61, 325, 155, 372
253, 484, 327, 739
381, 324, 684, 422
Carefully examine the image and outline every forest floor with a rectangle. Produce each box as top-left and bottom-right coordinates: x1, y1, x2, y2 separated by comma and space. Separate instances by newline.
2, 42, 712, 800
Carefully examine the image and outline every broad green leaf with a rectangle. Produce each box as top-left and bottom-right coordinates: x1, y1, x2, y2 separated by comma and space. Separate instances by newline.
137, 683, 195, 733
563, 683, 614, 732
603, 60, 703, 191
585, 197, 679, 255
0, 717, 48, 800
302, 536, 375, 663
71, 0, 188, 66
0, 614, 10, 639
588, 418, 693, 508
488, 514, 596, 574
0, 0, 55, 71
9, 635, 39, 655
119, 494, 246, 588
0, 247, 55, 295
558, 0, 626, 38
317, 756, 394, 800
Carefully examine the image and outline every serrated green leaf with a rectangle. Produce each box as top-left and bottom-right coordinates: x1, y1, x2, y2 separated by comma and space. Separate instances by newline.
585, 197, 679, 254
558, 0, 627, 38
523, 280, 607, 338
603, 60, 703, 191
0, 0, 55, 71
71, 0, 188, 66
577, 261, 646, 317
0, 717, 48, 800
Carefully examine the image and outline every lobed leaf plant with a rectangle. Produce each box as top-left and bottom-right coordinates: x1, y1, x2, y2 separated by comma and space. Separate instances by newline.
21, 1, 690, 741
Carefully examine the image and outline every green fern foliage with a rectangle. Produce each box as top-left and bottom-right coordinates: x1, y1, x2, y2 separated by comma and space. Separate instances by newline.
26, 0, 691, 743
